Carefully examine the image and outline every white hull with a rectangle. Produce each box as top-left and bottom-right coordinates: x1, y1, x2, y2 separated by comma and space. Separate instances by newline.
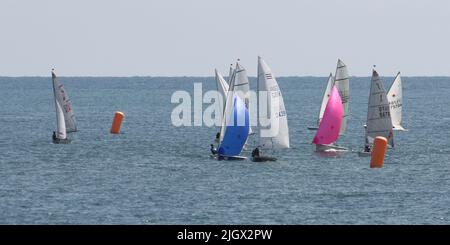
218, 155, 247, 161
211, 154, 246, 161
393, 125, 407, 131
358, 151, 371, 157
315, 144, 348, 152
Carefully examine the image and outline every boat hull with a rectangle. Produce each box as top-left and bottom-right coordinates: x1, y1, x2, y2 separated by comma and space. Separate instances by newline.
315, 144, 348, 152
251, 156, 277, 162
307, 126, 319, 130
53, 138, 69, 144
211, 154, 247, 161
358, 151, 371, 157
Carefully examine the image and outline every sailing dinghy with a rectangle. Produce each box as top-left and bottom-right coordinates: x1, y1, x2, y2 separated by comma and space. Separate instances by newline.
308, 59, 349, 132
51, 69, 77, 144
252, 57, 290, 162
359, 70, 394, 156
308, 73, 334, 130
312, 85, 348, 152
212, 66, 250, 160
387, 72, 406, 131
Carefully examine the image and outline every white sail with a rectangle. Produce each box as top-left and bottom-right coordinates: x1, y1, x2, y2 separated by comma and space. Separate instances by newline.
365, 70, 394, 147
257, 57, 289, 149
333, 59, 349, 135
214, 69, 229, 117
55, 101, 67, 139
52, 77, 67, 140
52, 71, 77, 132
317, 73, 334, 126
219, 69, 236, 143
387, 72, 405, 131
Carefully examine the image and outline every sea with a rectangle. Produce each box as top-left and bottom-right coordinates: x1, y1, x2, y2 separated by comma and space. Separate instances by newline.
0, 76, 449, 224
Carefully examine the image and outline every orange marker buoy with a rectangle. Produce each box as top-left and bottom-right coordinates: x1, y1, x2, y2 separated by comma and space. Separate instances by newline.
110, 111, 124, 134
370, 136, 388, 168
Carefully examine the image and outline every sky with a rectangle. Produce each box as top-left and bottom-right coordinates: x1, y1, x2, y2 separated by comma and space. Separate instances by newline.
0, 0, 449, 76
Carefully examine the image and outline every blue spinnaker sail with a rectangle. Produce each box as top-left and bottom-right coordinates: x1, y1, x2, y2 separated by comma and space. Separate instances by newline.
218, 95, 249, 157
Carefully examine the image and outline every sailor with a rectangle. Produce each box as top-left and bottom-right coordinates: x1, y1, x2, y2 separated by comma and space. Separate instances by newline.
364, 145, 371, 153
215, 132, 220, 143
52, 131, 57, 141
210, 144, 218, 155
252, 147, 261, 158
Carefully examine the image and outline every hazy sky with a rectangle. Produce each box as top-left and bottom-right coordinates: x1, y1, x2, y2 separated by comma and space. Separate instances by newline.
1, 0, 449, 76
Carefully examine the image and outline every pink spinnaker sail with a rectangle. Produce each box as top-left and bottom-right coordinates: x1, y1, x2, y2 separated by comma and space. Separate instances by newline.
312, 86, 343, 145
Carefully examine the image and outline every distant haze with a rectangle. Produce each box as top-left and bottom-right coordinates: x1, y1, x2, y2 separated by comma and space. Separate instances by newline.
1, 0, 449, 76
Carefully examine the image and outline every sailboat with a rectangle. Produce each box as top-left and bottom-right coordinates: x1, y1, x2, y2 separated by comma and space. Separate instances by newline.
252, 57, 290, 162
359, 70, 394, 156
387, 72, 406, 131
312, 85, 348, 152
308, 59, 349, 132
215, 68, 250, 160
307, 73, 334, 130
51, 69, 77, 144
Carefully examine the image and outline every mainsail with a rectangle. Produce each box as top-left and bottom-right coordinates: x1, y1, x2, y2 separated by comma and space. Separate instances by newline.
333, 59, 349, 135
214, 69, 229, 117
387, 72, 405, 131
52, 71, 77, 132
317, 73, 334, 126
312, 86, 343, 145
54, 95, 67, 140
257, 56, 289, 149
365, 70, 394, 147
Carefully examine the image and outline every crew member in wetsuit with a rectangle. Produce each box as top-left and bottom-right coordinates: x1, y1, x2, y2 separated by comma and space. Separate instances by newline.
52, 131, 57, 141
210, 144, 218, 155
252, 147, 260, 158
364, 145, 371, 153
215, 132, 220, 143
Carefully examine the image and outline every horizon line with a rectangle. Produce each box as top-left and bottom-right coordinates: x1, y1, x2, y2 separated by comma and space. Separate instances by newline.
1, 75, 450, 78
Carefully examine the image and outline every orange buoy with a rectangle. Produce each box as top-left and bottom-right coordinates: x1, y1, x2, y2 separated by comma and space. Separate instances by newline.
370, 136, 388, 168
110, 111, 124, 134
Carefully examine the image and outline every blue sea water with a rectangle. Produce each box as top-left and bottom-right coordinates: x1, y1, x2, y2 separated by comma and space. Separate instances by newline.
0, 76, 449, 224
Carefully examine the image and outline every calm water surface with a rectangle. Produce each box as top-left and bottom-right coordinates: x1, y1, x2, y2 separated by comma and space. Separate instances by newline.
0, 76, 449, 224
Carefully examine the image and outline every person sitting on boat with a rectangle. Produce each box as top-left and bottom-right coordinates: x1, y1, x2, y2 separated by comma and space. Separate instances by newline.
252, 147, 261, 158
210, 144, 218, 155
215, 132, 220, 143
364, 145, 371, 153
52, 131, 57, 141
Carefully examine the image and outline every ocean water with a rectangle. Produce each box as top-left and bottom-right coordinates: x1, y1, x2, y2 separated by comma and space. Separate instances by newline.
0, 76, 449, 224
